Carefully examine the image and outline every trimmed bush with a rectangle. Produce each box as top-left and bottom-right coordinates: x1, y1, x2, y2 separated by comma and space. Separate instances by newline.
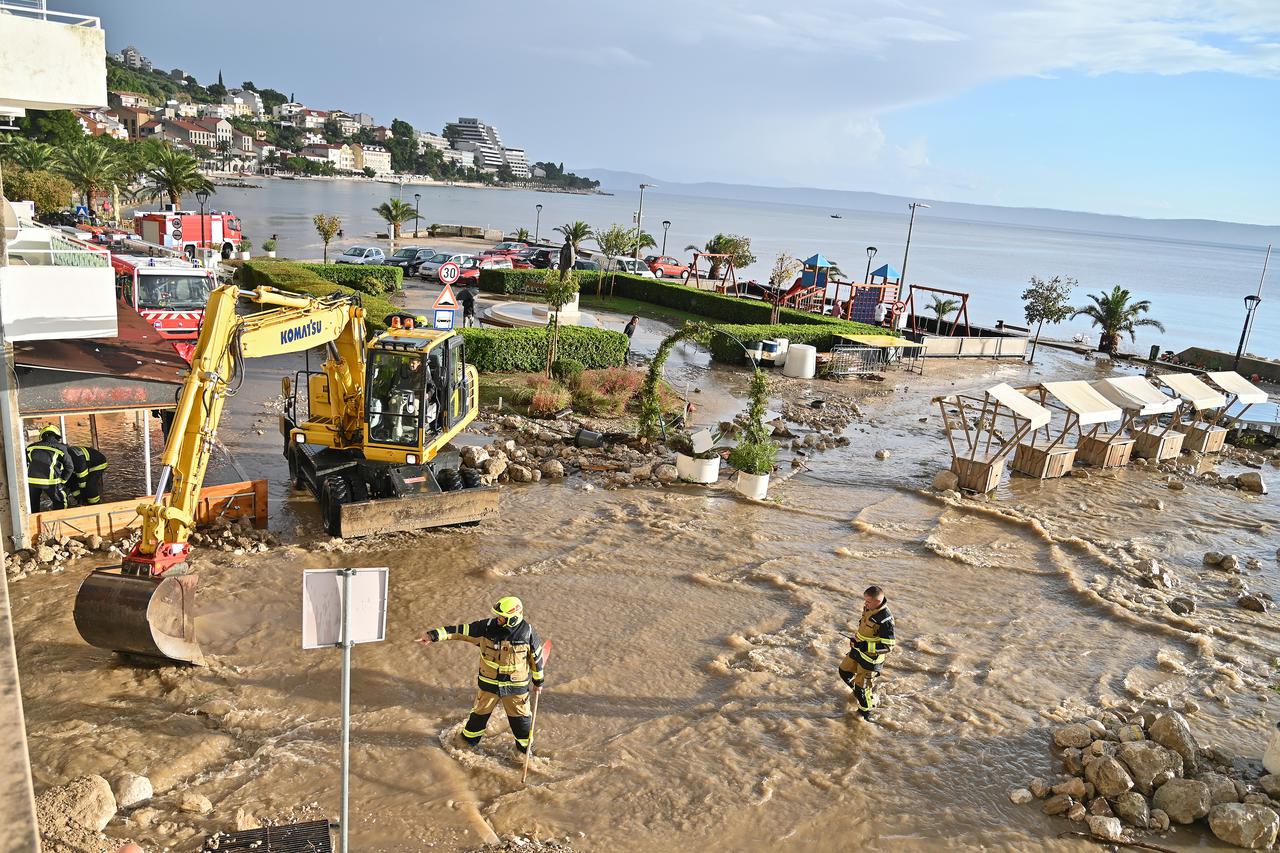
300, 263, 403, 293
237, 260, 399, 332
459, 325, 628, 373
552, 357, 585, 385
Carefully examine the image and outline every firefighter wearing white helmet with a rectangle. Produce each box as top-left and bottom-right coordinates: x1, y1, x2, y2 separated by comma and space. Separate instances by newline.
419, 596, 546, 751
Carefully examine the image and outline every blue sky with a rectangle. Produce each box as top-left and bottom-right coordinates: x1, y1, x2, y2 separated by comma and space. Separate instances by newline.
67, 0, 1280, 223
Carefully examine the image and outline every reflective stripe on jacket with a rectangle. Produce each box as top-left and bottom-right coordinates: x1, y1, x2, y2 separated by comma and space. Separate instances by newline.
432, 617, 545, 695
26, 439, 72, 486
852, 599, 896, 670
70, 446, 109, 483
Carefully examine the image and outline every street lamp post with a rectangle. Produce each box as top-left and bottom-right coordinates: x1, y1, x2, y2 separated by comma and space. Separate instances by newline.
194, 187, 210, 267
634, 183, 653, 259
413, 193, 421, 238
864, 245, 877, 284
899, 202, 930, 302
534, 204, 542, 244
1233, 295, 1263, 370
661, 220, 671, 256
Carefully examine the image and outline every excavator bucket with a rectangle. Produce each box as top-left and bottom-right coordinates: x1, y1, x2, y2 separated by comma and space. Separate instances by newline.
72, 568, 204, 665
335, 486, 499, 539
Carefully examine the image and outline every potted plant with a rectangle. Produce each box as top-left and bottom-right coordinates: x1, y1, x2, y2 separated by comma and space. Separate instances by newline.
261, 238, 277, 258
673, 427, 723, 484
727, 370, 777, 499
238, 238, 252, 261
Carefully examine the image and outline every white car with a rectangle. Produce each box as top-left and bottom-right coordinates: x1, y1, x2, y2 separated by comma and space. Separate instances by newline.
418, 251, 474, 280
602, 255, 656, 278
335, 246, 385, 265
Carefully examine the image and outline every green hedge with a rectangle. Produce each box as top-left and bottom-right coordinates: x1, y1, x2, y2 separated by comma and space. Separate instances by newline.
706, 323, 880, 364
459, 326, 627, 373
300, 263, 403, 293
237, 260, 398, 332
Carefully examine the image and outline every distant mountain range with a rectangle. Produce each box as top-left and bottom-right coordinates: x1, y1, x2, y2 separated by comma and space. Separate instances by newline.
578, 169, 1280, 247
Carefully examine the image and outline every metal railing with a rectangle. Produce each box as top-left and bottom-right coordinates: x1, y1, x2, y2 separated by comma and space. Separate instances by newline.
0, 1, 101, 26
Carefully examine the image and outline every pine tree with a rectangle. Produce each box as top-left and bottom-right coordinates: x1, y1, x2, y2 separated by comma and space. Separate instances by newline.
217, 69, 224, 87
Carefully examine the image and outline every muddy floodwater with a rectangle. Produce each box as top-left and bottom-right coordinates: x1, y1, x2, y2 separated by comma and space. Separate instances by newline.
10, 347, 1280, 852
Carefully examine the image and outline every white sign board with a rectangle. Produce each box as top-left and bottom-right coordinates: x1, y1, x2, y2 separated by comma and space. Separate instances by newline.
302, 568, 389, 649
433, 308, 456, 330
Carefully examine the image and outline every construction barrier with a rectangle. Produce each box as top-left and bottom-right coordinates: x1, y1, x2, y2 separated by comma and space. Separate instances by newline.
27, 480, 268, 544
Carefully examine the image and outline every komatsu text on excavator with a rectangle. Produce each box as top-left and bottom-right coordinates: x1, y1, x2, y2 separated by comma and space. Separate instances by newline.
73, 284, 497, 665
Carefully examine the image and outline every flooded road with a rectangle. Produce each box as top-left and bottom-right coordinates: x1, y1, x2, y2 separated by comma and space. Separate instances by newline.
10, 348, 1280, 852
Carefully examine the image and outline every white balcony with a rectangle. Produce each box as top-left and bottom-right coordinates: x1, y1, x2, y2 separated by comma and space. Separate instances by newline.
1, 226, 116, 341
0, 1, 106, 112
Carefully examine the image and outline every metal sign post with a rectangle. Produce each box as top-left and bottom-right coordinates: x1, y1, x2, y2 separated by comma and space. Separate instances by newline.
303, 567, 389, 853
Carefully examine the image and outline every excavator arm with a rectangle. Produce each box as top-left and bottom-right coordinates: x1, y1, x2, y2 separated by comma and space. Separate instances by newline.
135, 284, 367, 573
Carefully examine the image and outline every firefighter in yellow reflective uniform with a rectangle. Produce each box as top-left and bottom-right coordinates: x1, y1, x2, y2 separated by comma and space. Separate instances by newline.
26, 425, 73, 511
838, 585, 896, 720
69, 445, 109, 505
419, 596, 545, 751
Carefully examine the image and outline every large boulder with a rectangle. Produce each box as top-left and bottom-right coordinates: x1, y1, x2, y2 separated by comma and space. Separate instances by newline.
539, 459, 565, 479
110, 773, 152, 809
1054, 723, 1094, 749
34, 774, 116, 833
931, 470, 959, 491
1152, 778, 1211, 824
1148, 711, 1199, 774
1200, 772, 1241, 805
1042, 793, 1074, 815
1238, 472, 1268, 494
1116, 740, 1184, 796
1208, 803, 1280, 849
1087, 814, 1124, 842
177, 790, 213, 815
1085, 756, 1134, 798
1053, 777, 1087, 799
1111, 791, 1149, 828
1259, 775, 1280, 799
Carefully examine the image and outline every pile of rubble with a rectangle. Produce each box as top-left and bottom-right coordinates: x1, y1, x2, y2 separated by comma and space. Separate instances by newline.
188, 515, 281, 554
461, 425, 682, 491
1012, 708, 1280, 849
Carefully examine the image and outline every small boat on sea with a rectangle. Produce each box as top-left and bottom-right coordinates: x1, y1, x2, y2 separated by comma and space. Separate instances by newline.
830, 213, 843, 219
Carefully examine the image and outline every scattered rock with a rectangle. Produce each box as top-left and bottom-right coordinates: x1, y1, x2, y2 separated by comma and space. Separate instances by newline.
1200, 772, 1241, 805
1169, 596, 1196, 616
1042, 793, 1074, 815
1152, 778, 1211, 824
1204, 551, 1227, 566
177, 791, 213, 815
1088, 796, 1114, 817
654, 464, 678, 484
1149, 808, 1170, 831
110, 773, 152, 810
1087, 739, 1116, 758
1029, 778, 1052, 799
1208, 803, 1279, 849
874, 449, 891, 460
234, 807, 260, 832
1138, 497, 1165, 511
1085, 756, 1135, 798
1148, 712, 1199, 774
1238, 472, 1268, 494
1062, 747, 1085, 776
1112, 791, 1149, 828
1009, 787, 1034, 805
1054, 777, 1088, 800
1167, 479, 1186, 491
34, 774, 116, 833
1116, 741, 1184, 796
1221, 555, 1242, 573
1067, 802, 1088, 821
1054, 723, 1094, 749
1118, 724, 1146, 743
931, 470, 959, 492
539, 459, 565, 479
1239, 594, 1269, 613
1087, 814, 1124, 842
1259, 775, 1280, 799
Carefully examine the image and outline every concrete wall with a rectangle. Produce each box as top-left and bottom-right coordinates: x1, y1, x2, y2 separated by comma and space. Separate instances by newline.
1175, 347, 1280, 383
0, 11, 107, 111
0, 266, 117, 341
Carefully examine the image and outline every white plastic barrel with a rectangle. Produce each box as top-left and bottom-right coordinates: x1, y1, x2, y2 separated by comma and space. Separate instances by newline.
782, 344, 817, 378
1265, 720, 1280, 774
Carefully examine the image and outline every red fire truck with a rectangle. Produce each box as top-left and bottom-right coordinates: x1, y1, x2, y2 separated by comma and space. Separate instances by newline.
133, 207, 244, 260
111, 254, 217, 361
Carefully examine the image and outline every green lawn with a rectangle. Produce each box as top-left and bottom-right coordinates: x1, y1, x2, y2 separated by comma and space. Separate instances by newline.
579, 294, 705, 327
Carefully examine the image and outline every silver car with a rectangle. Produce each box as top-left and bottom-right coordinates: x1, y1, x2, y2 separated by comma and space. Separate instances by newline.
418, 251, 474, 280
335, 246, 385, 265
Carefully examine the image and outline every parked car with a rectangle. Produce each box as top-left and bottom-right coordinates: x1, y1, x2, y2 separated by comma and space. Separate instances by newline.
335, 246, 385, 265
458, 256, 513, 283
511, 247, 540, 269
418, 251, 475, 280
382, 246, 435, 274
573, 258, 601, 271
644, 255, 688, 278
602, 255, 656, 278
480, 241, 527, 259
525, 248, 560, 269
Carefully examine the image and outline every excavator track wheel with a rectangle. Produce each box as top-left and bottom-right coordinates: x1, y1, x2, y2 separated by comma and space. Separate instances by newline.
287, 448, 306, 490
460, 468, 482, 489
437, 468, 464, 492
321, 475, 352, 536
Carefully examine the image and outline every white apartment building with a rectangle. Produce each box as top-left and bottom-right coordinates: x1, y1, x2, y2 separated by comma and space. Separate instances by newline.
120, 45, 152, 71
417, 131, 450, 154
444, 117, 506, 170
226, 88, 264, 117
271, 101, 305, 121
442, 148, 475, 170
352, 144, 391, 174
502, 147, 531, 179
197, 102, 236, 120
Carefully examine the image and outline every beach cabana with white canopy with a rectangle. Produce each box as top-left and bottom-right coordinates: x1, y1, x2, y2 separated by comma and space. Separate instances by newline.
1091, 375, 1184, 461
933, 382, 1052, 492
1204, 371, 1269, 427
1152, 372, 1228, 454
1012, 381, 1125, 477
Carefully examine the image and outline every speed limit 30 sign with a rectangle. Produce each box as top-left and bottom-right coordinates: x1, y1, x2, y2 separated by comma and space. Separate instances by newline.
437, 262, 461, 285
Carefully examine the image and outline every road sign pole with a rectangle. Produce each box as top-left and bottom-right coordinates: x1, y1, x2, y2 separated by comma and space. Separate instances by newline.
339, 567, 353, 853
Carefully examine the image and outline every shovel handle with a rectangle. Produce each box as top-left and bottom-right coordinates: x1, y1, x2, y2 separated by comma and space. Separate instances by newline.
521, 640, 552, 784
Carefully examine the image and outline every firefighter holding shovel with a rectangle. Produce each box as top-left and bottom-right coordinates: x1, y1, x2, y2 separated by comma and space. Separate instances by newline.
419, 596, 547, 755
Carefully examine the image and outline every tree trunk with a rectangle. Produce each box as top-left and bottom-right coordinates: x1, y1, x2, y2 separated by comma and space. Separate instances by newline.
1029, 318, 1044, 363
1097, 332, 1116, 354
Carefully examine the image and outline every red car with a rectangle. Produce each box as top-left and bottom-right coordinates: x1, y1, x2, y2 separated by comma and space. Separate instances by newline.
645, 255, 688, 279
480, 241, 527, 259
458, 256, 513, 282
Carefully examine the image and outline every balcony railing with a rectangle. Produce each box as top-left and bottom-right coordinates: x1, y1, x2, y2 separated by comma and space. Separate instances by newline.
0, 1, 101, 27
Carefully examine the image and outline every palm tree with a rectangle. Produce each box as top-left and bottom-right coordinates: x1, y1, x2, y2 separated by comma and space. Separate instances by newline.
55, 140, 125, 213
139, 141, 212, 206
554, 220, 592, 252
4, 138, 56, 172
1071, 285, 1166, 354
928, 295, 961, 330
215, 138, 233, 172
514, 227, 531, 243
373, 198, 416, 240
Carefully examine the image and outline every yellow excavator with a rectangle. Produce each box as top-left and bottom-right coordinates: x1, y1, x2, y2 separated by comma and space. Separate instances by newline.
73, 284, 497, 665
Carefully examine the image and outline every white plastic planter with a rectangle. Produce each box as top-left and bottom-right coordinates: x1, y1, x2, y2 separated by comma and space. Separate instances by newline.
240, 251, 251, 260
266, 250, 277, 258
675, 453, 720, 484
736, 471, 770, 500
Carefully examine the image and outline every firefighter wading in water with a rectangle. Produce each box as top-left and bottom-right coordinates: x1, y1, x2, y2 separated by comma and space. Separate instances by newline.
838, 585, 896, 720
419, 596, 545, 751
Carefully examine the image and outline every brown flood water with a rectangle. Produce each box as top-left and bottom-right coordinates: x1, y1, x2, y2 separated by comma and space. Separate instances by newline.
10, 346, 1280, 852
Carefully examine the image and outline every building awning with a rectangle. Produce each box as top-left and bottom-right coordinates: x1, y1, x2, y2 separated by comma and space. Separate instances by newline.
1206, 371, 1269, 405
1040, 380, 1123, 426
1154, 373, 1226, 411
12, 302, 186, 416
985, 382, 1052, 430
1091, 376, 1179, 417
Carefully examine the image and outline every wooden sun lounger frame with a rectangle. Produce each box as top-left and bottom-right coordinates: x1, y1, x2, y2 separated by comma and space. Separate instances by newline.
1129, 408, 1184, 462
1154, 376, 1229, 455
1010, 387, 1080, 479
934, 390, 1041, 493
